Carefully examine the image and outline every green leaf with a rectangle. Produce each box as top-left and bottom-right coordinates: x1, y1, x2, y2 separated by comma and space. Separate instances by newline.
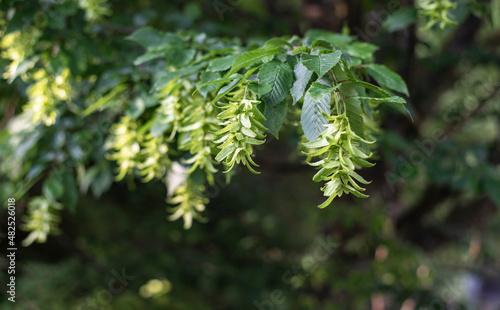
133, 50, 167, 66
333, 66, 365, 138
150, 118, 172, 137
42, 174, 64, 201
126, 27, 164, 48
207, 55, 237, 72
227, 48, 282, 76
248, 81, 272, 97
345, 93, 365, 138
195, 74, 245, 91
286, 55, 299, 68
354, 96, 405, 104
219, 78, 242, 94
383, 7, 418, 32
365, 64, 409, 96
385, 100, 413, 121
354, 86, 412, 121
212, 78, 242, 103
164, 48, 196, 67
126, 97, 146, 120
90, 164, 113, 197
291, 62, 313, 104
207, 48, 236, 56
153, 62, 206, 91
133, 47, 195, 67
301, 79, 332, 141
344, 42, 379, 62
198, 71, 221, 97
264, 100, 288, 138
61, 173, 79, 213
258, 61, 294, 108
355, 81, 393, 97
127, 27, 184, 50
311, 39, 333, 50
264, 38, 293, 49
82, 84, 127, 116
308, 82, 341, 101
301, 51, 342, 79
292, 46, 311, 55
305, 29, 354, 47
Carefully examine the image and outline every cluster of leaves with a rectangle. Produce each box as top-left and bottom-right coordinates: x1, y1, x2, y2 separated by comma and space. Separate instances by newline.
0, 0, 410, 241
98, 28, 412, 228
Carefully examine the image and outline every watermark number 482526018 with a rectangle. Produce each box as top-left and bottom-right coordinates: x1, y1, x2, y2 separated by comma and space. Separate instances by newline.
6, 198, 17, 303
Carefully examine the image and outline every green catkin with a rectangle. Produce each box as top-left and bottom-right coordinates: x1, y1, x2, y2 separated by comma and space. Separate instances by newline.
213, 87, 267, 174
303, 113, 374, 208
